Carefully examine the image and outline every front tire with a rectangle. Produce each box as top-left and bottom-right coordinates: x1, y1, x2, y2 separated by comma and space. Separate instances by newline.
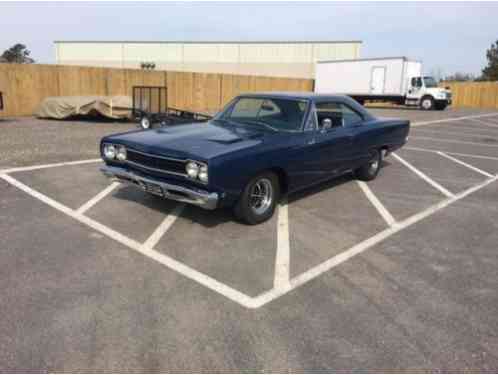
420, 96, 435, 110
234, 172, 280, 225
355, 149, 382, 181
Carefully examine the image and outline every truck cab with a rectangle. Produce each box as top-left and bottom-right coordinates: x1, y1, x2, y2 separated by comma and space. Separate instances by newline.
406, 76, 452, 110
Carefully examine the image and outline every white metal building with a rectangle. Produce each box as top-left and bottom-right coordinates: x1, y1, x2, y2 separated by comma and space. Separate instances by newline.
54, 40, 362, 78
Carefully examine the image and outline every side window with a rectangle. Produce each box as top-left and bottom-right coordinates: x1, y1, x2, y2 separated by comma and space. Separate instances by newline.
315, 102, 363, 129
258, 99, 281, 119
411, 77, 422, 88
341, 105, 363, 127
229, 98, 263, 119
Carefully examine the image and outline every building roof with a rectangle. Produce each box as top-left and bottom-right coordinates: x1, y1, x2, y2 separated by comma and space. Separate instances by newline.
54, 40, 362, 44
317, 56, 420, 64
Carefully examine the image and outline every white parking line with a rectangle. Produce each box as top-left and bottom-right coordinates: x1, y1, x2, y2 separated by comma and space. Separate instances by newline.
392, 153, 455, 198
405, 146, 498, 161
274, 199, 290, 289
0, 158, 101, 174
76, 182, 120, 214
410, 136, 498, 148
0, 173, 256, 308
413, 128, 498, 140
437, 152, 494, 178
469, 118, 498, 128
142, 204, 185, 250
251, 174, 498, 308
412, 113, 498, 127
420, 124, 498, 135
2, 164, 498, 309
357, 181, 397, 227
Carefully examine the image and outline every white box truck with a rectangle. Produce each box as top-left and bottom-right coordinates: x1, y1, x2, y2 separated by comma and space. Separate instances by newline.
315, 57, 452, 110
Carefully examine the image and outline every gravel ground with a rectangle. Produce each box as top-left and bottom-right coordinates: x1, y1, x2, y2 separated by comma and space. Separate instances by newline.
0, 117, 137, 169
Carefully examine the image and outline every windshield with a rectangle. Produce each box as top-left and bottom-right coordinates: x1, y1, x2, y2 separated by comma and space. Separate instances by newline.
423, 76, 438, 88
221, 97, 308, 132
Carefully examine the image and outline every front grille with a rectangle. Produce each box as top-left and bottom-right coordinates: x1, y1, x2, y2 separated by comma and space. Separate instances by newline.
126, 149, 186, 176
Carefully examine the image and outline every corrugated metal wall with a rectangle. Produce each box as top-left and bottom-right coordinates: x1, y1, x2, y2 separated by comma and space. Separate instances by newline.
55, 41, 361, 78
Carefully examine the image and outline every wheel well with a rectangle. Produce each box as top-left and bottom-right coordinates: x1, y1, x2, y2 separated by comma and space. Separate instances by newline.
268, 167, 288, 195
421, 94, 434, 102
380, 145, 389, 158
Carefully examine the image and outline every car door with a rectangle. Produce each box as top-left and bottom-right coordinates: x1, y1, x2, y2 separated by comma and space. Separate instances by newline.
313, 102, 356, 175
406, 76, 423, 101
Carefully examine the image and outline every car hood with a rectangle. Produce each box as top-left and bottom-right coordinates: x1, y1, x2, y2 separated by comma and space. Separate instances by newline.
104, 120, 267, 160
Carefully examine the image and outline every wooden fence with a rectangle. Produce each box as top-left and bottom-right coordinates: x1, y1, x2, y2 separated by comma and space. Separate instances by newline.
1, 64, 497, 118
0, 64, 313, 117
441, 81, 498, 109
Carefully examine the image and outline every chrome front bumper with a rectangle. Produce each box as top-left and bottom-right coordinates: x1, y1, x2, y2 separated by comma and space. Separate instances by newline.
100, 165, 219, 210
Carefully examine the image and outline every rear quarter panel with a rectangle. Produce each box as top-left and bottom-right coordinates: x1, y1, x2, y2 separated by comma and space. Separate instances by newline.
353, 118, 410, 162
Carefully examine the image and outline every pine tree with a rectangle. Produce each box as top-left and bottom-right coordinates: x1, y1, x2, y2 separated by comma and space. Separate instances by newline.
481, 40, 498, 81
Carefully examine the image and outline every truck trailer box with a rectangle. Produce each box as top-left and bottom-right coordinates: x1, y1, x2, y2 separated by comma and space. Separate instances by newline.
314, 57, 451, 110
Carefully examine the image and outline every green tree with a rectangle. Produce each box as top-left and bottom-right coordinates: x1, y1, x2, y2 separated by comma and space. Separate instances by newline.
481, 39, 498, 81
1, 43, 35, 64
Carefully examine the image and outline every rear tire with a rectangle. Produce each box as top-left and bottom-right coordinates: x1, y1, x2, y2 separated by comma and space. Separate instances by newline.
355, 149, 382, 181
234, 172, 280, 225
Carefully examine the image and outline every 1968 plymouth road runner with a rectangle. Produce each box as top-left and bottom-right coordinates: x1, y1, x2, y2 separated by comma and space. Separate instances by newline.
101, 93, 410, 224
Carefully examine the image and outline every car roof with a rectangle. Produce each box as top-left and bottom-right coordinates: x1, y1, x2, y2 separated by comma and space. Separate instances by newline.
241, 91, 344, 101
239, 92, 376, 120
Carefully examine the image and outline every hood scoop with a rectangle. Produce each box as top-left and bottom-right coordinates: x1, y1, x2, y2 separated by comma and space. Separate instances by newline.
207, 134, 244, 144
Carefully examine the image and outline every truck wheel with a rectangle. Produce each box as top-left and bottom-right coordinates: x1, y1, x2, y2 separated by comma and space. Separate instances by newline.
234, 172, 280, 225
355, 149, 382, 181
420, 96, 435, 110
140, 116, 151, 130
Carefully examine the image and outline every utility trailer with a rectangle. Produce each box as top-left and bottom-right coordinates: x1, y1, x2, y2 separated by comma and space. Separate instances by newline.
315, 57, 452, 110
133, 86, 212, 129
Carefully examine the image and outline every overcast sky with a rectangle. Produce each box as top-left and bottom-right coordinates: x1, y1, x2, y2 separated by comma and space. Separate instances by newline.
1, 1, 497, 77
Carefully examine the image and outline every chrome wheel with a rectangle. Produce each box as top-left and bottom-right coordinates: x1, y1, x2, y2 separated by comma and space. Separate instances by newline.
368, 158, 379, 174
249, 178, 273, 215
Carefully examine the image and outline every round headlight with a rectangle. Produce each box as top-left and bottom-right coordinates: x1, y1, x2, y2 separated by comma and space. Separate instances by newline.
116, 145, 127, 161
104, 144, 116, 159
186, 162, 200, 178
198, 165, 208, 182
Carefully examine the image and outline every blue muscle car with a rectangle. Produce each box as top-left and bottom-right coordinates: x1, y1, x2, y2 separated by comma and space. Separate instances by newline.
100, 93, 409, 224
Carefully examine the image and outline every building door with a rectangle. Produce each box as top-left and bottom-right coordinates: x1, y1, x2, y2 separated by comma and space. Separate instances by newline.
370, 66, 386, 94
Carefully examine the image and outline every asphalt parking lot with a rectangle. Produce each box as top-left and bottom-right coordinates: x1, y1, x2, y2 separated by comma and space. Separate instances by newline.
1, 108, 498, 371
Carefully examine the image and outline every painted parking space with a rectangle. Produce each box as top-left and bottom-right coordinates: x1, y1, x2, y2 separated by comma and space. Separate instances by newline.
10, 161, 108, 210
363, 157, 444, 222
288, 175, 387, 278
154, 205, 278, 297
395, 148, 490, 194
86, 185, 180, 243
1, 112, 498, 309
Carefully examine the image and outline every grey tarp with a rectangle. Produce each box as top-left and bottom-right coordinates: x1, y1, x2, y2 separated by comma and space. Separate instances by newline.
35, 96, 132, 120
